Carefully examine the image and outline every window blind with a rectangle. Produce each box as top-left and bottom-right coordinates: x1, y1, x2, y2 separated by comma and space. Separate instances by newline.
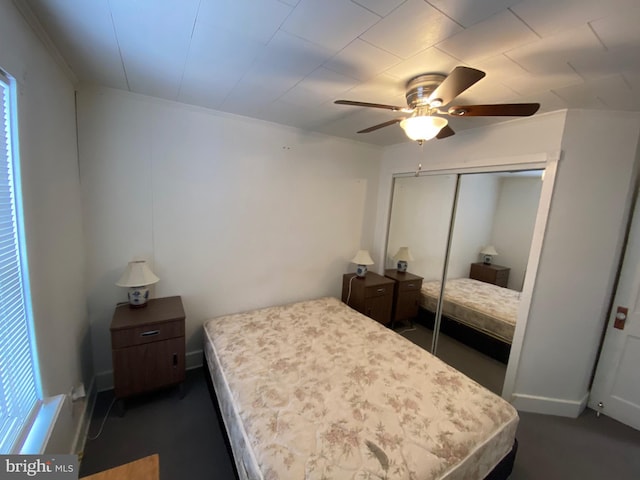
0, 70, 39, 453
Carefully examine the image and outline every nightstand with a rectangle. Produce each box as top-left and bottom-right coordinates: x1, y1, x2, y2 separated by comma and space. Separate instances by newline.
110, 296, 186, 406
341, 272, 394, 325
469, 262, 510, 287
384, 270, 423, 328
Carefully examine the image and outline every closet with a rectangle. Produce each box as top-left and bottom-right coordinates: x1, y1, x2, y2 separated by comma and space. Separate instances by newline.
385, 168, 545, 391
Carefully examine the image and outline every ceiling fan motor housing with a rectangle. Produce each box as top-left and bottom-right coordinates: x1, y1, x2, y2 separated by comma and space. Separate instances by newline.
405, 74, 446, 109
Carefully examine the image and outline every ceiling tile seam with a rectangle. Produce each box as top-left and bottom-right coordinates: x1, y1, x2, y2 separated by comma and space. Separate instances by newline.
265, 2, 297, 46
347, 0, 383, 20
213, 4, 298, 110
107, 0, 130, 91
502, 51, 534, 75
548, 89, 568, 106
175, 0, 202, 101
353, 37, 406, 65
594, 95, 608, 108
566, 61, 587, 82
506, 7, 542, 40
431, 44, 466, 67
586, 21, 609, 51
423, 1, 465, 29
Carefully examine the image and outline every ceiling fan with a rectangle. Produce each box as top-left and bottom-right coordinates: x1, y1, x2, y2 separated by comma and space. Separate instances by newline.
334, 66, 540, 143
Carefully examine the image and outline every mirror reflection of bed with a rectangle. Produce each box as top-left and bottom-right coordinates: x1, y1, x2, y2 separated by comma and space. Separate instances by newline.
386, 170, 543, 394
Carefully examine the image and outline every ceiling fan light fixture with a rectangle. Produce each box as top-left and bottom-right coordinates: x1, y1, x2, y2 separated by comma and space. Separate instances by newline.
400, 115, 448, 142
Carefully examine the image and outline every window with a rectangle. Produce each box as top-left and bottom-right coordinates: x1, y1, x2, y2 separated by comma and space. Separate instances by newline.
0, 69, 40, 453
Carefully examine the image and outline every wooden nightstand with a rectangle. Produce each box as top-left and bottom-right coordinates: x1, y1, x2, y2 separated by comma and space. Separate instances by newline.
469, 262, 510, 287
110, 296, 186, 405
341, 272, 394, 325
384, 270, 423, 328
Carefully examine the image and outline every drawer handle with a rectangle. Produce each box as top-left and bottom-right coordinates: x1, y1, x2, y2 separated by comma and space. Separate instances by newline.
377, 288, 385, 293
408, 283, 414, 287
141, 330, 160, 337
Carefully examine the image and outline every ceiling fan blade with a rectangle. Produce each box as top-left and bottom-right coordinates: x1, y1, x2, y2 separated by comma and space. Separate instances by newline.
448, 103, 541, 117
334, 99, 408, 112
428, 66, 486, 107
436, 125, 455, 139
357, 118, 403, 134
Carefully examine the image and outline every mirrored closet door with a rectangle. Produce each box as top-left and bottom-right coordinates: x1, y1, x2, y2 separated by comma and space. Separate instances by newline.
386, 169, 543, 394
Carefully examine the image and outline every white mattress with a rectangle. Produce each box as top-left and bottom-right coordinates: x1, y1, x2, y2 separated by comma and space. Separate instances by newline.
420, 278, 519, 343
203, 297, 518, 480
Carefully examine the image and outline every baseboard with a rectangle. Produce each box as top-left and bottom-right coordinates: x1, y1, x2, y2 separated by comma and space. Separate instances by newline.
511, 392, 589, 418
72, 377, 97, 458
186, 349, 203, 370
95, 349, 204, 392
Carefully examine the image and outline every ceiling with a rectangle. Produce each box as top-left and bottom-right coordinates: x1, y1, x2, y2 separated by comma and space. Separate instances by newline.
20, 0, 640, 146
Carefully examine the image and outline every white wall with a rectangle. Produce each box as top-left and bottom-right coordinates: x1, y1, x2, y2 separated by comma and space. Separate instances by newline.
448, 174, 499, 279
375, 110, 640, 417
386, 175, 457, 281
512, 110, 640, 415
77, 87, 382, 387
0, 2, 89, 453
490, 176, 542, 290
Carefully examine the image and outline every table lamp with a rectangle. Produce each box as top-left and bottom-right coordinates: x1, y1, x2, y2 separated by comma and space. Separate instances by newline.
480, 246, 498, 265
116, 260, 159, 308
393, 247, 414, 272
351, 250, 374, 278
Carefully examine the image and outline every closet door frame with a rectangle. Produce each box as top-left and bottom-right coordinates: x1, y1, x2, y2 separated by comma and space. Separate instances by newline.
382, 151, 560, 400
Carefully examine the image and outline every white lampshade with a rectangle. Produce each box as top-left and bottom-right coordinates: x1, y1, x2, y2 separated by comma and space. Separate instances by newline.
393, 247, 414, 262
116, 260, 159, 287
351, 250, 374, 266
400, 115, 448, 141
480, 245, 498, 256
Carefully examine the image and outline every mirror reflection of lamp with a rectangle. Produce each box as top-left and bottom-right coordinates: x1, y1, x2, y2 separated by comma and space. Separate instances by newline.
480, 246, 498, 265
393, 247, 414, 273
351, 250, 374, 278
116, 260, 159, 308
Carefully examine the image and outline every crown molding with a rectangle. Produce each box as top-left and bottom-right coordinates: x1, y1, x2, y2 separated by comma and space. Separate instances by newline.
12, 0, 78, 85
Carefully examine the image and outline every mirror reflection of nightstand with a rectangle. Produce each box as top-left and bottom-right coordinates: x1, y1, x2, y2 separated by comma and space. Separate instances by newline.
469, 262, 510, 287
384, 270, 423, 329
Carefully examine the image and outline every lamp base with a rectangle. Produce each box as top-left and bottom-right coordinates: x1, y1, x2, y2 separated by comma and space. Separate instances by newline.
483, 255, 493, 265
355, 264, 368, 277
397, 260, 408, 272
128, 286, 150, 308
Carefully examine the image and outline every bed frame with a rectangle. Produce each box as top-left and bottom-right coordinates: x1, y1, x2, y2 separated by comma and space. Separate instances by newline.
203, 354, 518, 480
417, 307, 512, 364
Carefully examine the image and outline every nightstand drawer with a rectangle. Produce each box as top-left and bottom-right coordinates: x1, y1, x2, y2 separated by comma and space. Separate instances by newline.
111, 319, 184, 349
365, 284, 391, 298
398, 280, 422, 292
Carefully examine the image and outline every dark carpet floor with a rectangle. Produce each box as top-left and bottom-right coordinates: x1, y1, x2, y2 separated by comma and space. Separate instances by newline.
79, 328, 640, 479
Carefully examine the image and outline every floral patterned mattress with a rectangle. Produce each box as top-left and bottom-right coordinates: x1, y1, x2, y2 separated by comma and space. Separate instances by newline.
420, 278, 519, 343
203, 296, 518, 480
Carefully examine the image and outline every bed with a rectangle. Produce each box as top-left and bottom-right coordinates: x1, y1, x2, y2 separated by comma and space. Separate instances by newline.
203, 296, 518, 480
419, 278, 519, 345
